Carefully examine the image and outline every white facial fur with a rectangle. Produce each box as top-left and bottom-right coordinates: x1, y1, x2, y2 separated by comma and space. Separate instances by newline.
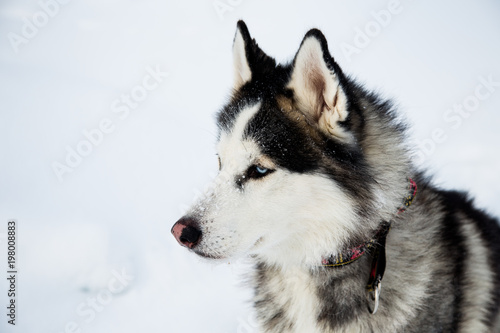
186, 102, 358, 267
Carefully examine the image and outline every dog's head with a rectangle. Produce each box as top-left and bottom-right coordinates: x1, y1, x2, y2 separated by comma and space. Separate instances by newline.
172, 21, 409, 267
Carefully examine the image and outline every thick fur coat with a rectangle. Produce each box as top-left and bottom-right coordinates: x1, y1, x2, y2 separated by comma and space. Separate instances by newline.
172, 21, 500, 332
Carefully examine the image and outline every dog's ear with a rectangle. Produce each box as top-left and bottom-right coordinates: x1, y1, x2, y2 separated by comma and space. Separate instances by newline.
232, 20, 276, 90
288, 29, 350, 141
233, 21, 252, 90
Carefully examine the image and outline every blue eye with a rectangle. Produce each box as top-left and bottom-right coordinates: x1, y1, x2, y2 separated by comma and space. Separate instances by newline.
247, 165, 274, 179
256, 166, 268, 174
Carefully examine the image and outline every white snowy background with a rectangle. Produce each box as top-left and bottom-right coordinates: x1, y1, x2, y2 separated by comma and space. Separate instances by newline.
1, 0, 499, 332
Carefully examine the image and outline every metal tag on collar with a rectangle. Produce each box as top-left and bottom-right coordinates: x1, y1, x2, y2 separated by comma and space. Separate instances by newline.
365, 223, 390, 315
368, 279, 382, 314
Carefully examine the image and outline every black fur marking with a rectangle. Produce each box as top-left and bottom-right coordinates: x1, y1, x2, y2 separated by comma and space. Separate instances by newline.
216, 64, 291, 134
240, 96, 376, 209
320, 135, 374, 208
440, 190, 500, 326
243, 100, 319, 173
437, 190, 469, 331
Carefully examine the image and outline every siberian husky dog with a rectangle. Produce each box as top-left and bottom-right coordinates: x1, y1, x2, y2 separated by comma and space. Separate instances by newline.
171, 21, 500, 332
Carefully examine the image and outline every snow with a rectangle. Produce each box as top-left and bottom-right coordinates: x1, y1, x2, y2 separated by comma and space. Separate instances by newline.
0, 0, 499, 332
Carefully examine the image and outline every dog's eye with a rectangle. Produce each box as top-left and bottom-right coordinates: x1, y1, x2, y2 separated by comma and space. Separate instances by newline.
246, 165, 274, 179
256, 166, 268, 174
217, 155, 221, 170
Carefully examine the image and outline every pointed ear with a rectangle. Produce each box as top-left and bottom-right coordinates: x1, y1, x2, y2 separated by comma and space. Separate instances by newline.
232, 21, 253, 90
232, 21, 276, 91
288, 29, 350, 141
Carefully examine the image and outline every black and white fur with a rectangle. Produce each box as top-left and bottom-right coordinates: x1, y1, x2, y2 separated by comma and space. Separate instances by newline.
172, 21, 500, 332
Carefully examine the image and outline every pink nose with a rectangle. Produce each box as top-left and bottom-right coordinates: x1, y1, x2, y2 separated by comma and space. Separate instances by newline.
171, 218, 201, 249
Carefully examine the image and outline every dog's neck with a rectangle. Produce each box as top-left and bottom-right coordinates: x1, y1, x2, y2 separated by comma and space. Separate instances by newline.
321, 178, 417, 268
